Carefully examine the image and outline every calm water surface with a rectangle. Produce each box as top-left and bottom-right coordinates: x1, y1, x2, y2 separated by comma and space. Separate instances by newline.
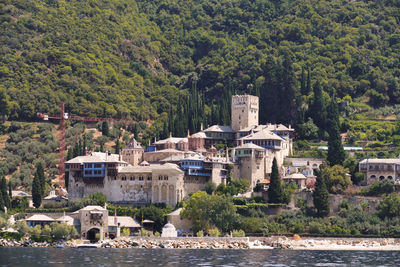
1, 248, 400, 266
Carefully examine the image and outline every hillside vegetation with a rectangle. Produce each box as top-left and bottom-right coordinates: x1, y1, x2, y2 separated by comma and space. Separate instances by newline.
0, 0, 399, 130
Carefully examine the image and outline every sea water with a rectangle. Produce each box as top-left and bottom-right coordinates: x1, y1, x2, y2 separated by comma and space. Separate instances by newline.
1, 248, 400, 266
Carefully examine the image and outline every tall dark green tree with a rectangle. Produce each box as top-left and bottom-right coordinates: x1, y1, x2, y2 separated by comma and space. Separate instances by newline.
300, 67, 307, 95
327, 98, 345, 166
1, 177, 10, 209
8, 181, 12, 199
35, 162, 46, 197
313, 171, 330, 217
0, 187, 4, 212
82, 134, 87, 155
309, 81, 327, 137
268, 158, 283, 203
306, 68, 311, 95
102, 121, 109, 137
67, 147, 73, 160
115, 138, 120, 154
32, 173, 42, 209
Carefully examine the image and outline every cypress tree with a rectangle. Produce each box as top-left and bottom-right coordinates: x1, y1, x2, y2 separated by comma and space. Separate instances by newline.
309, 81, 327, 137
35, 162, 46, 197
161, 120, 168, 139
313, 171, 330, 217
102, 121, 109, 136
82, 134, 87, 155
300, 67, 307, 95
32, 174, 41, 209
268, 158, 283, 203
67, 147, 73, 160
0, 188, 4, 212
73, 142, 79, 158
8, 181, 12, 199
327, 99, 345, 166
115, 138, 120, 154
306, 68, 311, 95
1, 177, 10, 209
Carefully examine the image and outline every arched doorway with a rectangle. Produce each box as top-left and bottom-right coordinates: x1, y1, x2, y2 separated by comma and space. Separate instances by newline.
87, 228, 100, 243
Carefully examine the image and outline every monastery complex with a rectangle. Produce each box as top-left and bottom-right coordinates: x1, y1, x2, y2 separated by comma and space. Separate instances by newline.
65, 94, 294, 206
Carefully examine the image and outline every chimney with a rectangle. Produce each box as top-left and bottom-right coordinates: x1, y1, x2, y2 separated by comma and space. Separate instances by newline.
225, 147, 229, 162
240, 138, 243, 146
200, 123, 203, 131
169, 132, 172, 138
85, 147, 88, 156
119, 152, 121, 161
187, 129, 190, 137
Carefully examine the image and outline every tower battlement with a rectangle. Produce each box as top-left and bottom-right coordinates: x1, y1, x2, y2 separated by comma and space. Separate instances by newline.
231, 94, 259, 131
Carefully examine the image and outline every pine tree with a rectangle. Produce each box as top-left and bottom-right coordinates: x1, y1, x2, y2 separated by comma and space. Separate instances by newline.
1, 177, 10, 209
313, 171, 330, 217
102, 121, 109, 136
327, 98, 345, 166
268, 158, 283, 203
32, 174, 41, 209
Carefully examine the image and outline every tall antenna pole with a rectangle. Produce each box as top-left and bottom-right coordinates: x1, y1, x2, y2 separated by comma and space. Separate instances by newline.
59, 103, 66, 188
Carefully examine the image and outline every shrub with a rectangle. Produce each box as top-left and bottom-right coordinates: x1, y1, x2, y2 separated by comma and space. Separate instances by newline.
121, 227, 130, 237
138, 228, 149, 237
196, 230, 204, 237
361, 179, 395, 196
309, 221, 327, 235
154, 232, 160, 237
208, 227, 221, 237
231, 229, 245, 237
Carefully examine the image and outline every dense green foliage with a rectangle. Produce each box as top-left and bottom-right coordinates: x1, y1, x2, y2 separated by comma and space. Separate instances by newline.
361, 179, 396, 196
0, 0, 399, 136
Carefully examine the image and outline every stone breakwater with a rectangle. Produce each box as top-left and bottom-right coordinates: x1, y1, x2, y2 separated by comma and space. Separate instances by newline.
2, 236, 400, 250
99, 237, 250, 249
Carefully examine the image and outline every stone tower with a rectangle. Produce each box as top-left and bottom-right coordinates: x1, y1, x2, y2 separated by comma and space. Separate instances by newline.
231, 94, 259, 131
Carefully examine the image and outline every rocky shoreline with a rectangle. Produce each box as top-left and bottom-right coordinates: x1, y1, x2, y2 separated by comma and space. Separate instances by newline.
2, 236, 400, 250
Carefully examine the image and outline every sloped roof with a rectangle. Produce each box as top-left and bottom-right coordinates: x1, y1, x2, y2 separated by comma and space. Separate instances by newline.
26, 214, 55, 222
119, 165, 155, 173
284, 173, 307, 180
203, 125, 235, 133
108, 216, 140, 228
154, 137, 188, 145
190, 132, 207, 138
235, 142, 265, 150
123, 138, 142, 149
79, 205, 107, 211
360, 158, 400, 164
11, 191, 31, 198
56, 215, 75, 225
167, 208, 183, 216
65, 152, 127, 164
240, 129, 283, 141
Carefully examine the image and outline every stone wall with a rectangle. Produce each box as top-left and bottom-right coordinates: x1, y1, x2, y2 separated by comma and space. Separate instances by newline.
292, 191, 381, 215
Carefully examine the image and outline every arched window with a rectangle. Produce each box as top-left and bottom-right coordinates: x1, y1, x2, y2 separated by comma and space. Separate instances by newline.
379, 176, 385, 181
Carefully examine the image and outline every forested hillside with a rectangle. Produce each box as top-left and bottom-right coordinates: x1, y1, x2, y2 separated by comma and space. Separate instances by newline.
1, 0, 400, 137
